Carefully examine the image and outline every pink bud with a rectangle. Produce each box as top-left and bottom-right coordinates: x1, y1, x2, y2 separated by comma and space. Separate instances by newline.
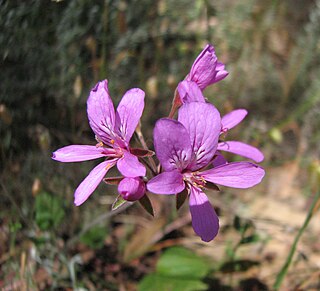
187, 44, 228, 90
118, 177, 146, 201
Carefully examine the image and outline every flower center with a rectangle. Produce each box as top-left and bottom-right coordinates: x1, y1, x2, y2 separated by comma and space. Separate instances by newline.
96, 140, 124, 158
183, 171, 206, 188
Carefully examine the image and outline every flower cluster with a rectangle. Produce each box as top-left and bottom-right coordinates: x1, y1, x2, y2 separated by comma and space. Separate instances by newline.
53, 44, 265, 242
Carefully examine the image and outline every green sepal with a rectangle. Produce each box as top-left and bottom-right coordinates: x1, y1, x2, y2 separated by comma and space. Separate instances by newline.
103, 177, 123, 185
176, 188, 188, 210
111, 195, 127, 211
130, 148, 155, 157
139, 194, 154, 216
205, 181, 220, 191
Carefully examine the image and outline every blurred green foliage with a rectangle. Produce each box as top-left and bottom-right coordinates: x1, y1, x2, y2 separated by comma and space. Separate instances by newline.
80, 225, 108, 249
1, 0, 320, 289
35, 191, 65, 231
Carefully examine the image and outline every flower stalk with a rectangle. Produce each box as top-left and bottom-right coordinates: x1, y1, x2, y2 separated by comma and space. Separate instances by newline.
273, 190, 320, 290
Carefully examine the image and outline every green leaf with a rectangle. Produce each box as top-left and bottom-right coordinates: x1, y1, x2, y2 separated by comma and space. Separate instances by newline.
156, 247, 210, 279
138, 274, 207, 291
112, 195, 127, 210
35, 192, 65, 231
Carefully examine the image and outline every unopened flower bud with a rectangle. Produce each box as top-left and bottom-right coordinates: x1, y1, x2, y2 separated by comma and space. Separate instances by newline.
187, 44, 228, 90
118, 177, 146, 201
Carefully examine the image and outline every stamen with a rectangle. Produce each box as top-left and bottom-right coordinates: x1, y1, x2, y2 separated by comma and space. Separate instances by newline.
105, 163, 112, 170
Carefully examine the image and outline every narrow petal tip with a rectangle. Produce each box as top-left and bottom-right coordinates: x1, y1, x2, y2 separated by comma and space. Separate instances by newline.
221, 109, 248, 131
217, 141, 264, 163
202, 162, 265, 189
189, 187, 220, 242
74, 198, 82, 207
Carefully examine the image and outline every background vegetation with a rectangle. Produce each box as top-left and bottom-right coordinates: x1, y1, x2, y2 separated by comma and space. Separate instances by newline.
1, 0, 320, 290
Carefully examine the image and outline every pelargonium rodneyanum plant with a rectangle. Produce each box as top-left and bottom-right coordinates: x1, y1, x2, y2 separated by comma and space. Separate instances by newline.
52, 44, 265, 242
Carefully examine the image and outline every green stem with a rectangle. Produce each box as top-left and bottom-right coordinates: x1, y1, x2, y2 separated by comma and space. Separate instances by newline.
273, 190, 320, 290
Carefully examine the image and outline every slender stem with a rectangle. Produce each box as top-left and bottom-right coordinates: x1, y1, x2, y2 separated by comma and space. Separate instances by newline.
168, 89, 181, 118
168, 103, 178, 119
273, 190, 320, 290
135, 123, 157, 174
140, 156, 157, 176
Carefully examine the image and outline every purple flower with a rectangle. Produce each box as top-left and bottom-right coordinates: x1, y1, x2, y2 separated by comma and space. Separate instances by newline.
218, 109, 264, 163
52, 80, 146, 206
176, 81, 264, 163
147, 102, 264, 242
118, 177, 146, 201
186, 44, 229, 90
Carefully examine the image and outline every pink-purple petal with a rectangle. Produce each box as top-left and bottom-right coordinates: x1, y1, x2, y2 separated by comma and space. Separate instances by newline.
178, 102, 221, 170
116, 88, 145, 143
87, 80, 116, 144
153, 118, 193, 171
214, 62, 229, 83
189, 186, 219, 242
74, 159, 117, 206
201, 162, 265, 189
52, 145, 106, 162
218, 141, 264, 163
221, 109, 247, 131
177, 80, 205, 104
147, 171, 185, 194
117, 151, 146, 177
213, 152, 228, 167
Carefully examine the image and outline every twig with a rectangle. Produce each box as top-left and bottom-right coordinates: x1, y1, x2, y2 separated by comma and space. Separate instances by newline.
273, 190, 320, 290
168, 89, 181, 119
139, 155, 157, 177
